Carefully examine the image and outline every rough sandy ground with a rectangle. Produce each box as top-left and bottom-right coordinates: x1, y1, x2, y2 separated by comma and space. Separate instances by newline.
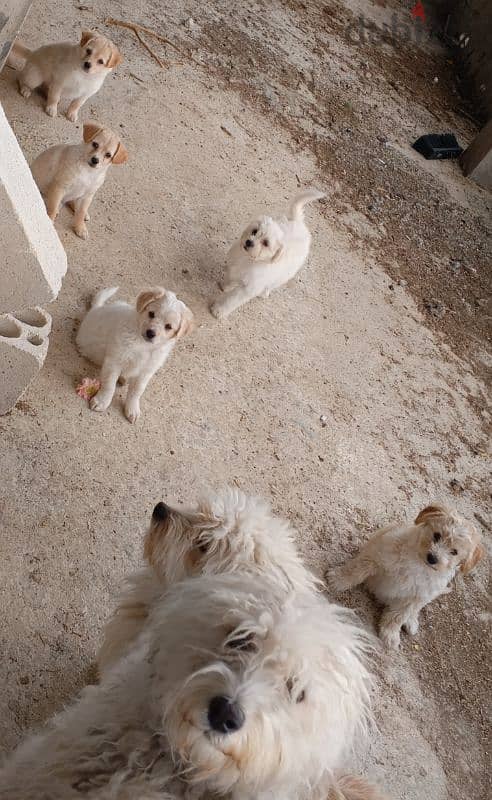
0, 1, 490, 798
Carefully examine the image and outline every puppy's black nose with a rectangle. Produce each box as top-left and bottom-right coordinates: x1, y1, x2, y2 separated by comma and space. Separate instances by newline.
84, 61, 91, 70
427, 552, 438, 565
146, 329, 156, 340
245, 239, 253, 249
208, 696, 245, 735
91, 156, 99, 165
152, 502, 169, 521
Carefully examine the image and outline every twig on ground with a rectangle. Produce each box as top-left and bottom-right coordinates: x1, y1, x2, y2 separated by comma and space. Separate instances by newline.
105, 17, 198, 66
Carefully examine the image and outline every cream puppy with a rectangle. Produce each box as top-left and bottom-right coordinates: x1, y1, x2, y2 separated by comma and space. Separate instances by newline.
31, 122, 128, 239
328, 504, 484, 649
76, 286, 194, 423
211, 188, 325, 318
7, 31, 122, 121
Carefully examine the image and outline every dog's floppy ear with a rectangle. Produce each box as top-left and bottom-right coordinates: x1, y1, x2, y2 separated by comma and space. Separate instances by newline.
108, 46, 123, 68
414, 505, 449, 526
176, 308, 195, 339
83, 122, 102, 143
460, 536, 485, 576
80, 31, 94, 47
136, 287, 166, 313
272, 244, 284, 263
112, 141, 128, 165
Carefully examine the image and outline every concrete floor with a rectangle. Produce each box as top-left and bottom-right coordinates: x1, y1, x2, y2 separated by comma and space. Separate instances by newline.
0, 2, 490, 799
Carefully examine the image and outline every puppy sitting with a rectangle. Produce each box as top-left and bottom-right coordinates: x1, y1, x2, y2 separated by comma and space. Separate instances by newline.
97, 486, 319, 674
328, 504, 484, 649
211, 188, 325, 318
31, 122, 128, 240
0, 573, 379, 800
7, 30, 122, 121
77, 286, 194, 423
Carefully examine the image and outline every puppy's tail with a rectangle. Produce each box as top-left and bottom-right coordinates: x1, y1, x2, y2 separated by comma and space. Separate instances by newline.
329, 774, 390, 800
91, 287, 119, 309
287, 188, 325, 221
6, 41, 32, 68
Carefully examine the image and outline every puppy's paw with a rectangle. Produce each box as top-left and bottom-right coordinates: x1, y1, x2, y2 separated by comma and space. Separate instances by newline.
326, 566, 352, 593
66, 108, 79, 123
19, 84, 31, 98
210, 301, 227, 319
404, 616, 419, 636
380, 625, 401, 650
74, 223, 89, 240
45, 104, 57, 117
89, 393, 111, 413
124, 400, 141, 424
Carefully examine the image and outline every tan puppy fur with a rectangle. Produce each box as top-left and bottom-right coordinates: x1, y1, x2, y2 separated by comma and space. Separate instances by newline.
7, 31, 122, 121
328, 504, 484, 649
31, 123, 128, 239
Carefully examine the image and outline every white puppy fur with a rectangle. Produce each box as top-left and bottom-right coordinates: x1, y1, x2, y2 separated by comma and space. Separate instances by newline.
0, 573, 375, 800
210, 189, 325, 318
328, 504, 484, 649
76, 286, 194, 423
97, 486, 319, 674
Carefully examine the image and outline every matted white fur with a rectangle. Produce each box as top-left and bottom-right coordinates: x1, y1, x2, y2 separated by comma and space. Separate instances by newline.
0, 573, 375, 800
210, 189, 325, 318
328, 504, 484, 649
97, 486, 320, 674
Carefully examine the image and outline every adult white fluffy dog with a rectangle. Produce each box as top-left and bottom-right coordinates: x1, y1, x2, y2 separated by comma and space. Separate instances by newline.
76, 286, 194, 423
210, 189, 325, 318
97, 487, 319, 674
0, 573, 377, 800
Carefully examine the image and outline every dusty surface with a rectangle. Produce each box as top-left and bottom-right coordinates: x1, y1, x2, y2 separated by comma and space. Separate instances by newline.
0, 1, 490, 798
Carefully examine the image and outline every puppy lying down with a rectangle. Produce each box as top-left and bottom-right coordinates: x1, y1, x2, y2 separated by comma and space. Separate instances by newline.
211, 188, 325, 318
31, 122, 128, 240
328, 504, 484, 648
76, 286, 194, 423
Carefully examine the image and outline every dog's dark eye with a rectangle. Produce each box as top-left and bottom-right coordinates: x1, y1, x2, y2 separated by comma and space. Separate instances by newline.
251, 228, 258, 236
105, 152, 111, 159
227, 632, 255, 651
262, 239, 269, 247
165, 323, 172, 331
287, 678, 305, 703
433, 532, 441, 543
197, 541, 209, 554
98, 58, 104, 65
92, 142, 99, 150
296, 690, 306, 704
148, 311, 155, 319
86, 48, 92, 56
450, 548, 458, 556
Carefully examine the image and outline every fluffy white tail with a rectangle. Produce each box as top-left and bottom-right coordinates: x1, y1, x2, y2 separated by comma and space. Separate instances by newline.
287, 188, 325, 221
91, 287, 119, 309
329, 774, 389, 800
6, 41, 32, 68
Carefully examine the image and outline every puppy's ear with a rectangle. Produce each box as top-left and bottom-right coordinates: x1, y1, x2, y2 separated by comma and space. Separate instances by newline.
108, 47, 123, 68
176, 308, 195, 339
414, 505, 450, 526
112, 141, 128, 165
272, 244, 284, 262
136, 287, 166, 313
80, 31, 94, 47
83, 122, 102, 143
460, 538, 485, 576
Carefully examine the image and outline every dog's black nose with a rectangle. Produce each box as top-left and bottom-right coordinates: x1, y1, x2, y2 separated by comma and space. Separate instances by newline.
146, 329, 156, 339
152, 502, 169, 521
245, 239, 253, 249
91, 156, 99, 165
427, 552, 438, 565
208, 696, 244, 734
84, 61, 91, 70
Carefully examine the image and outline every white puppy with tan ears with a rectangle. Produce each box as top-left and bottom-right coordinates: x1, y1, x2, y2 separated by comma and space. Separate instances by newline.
210, 188, 325, 318
328, 504, 484, 649
0, 572, 384, 800
31, 122, 128, 239
97, 486, 320, 674
76, 286, 194, 423
7, 30, 122, 121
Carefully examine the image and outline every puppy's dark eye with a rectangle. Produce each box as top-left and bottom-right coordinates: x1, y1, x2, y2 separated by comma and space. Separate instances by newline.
286, 678, 305, 703
197, 541, 209, 554
251, 228, 258, 236
296, 690, 306, 703
105, 152, 111, 159
450, 548, 458, 556
227, 632, 255, 651
262, 239, 269, 247
86, 48, 92, 56
148, 311, 155, 319
165, 323, 172, 331
92, 142, 99, 150
433, 532, 441, 543
98, 58, 104, 65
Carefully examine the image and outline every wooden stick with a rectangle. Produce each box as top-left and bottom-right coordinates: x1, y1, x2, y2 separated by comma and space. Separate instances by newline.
105, 17, 197, 64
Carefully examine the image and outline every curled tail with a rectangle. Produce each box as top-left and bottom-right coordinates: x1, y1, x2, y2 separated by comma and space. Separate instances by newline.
91, 287, 119, 309
329, 774, 389, 800
6, 41, 32, 69
287, 188, 325, 221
